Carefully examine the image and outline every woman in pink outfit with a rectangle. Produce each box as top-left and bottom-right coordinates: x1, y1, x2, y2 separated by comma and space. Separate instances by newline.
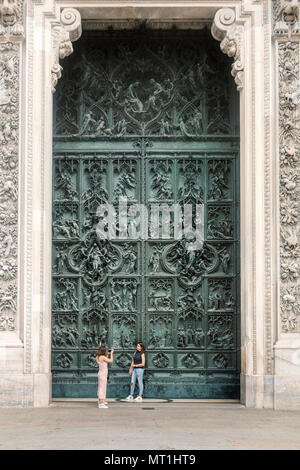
96, 345, 114, 409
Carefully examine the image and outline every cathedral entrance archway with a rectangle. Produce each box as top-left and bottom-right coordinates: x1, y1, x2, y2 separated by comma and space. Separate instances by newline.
51, 28, 240, 399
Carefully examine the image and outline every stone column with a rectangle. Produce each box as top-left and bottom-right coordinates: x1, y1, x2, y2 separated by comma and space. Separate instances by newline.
0, 0, 81, 406
273, 0, 300, 409
1, 0, 298, 409
0, 0, 28, 405
0, 3, 24, 334
212, 2, 277, 408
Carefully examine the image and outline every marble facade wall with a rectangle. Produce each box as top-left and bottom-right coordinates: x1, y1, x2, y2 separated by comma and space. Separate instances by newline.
0, 0, 299, 409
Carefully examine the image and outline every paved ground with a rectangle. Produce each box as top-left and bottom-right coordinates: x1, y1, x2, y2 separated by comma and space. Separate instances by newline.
0, 399, 300, 450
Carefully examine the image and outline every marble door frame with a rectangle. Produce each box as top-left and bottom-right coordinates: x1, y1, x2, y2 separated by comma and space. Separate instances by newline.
1, 0, 299, 408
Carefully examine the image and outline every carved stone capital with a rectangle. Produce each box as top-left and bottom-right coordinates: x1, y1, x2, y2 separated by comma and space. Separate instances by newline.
51, 8, 82, 93
0, 0, 24, 40
211, 8, 244, 92
273, 0, 300, 39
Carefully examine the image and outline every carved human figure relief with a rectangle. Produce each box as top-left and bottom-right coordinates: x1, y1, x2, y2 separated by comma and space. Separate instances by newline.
52, 29, 239, 396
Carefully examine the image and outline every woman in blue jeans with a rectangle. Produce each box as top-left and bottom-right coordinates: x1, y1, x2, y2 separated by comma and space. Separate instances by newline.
125, 342, 146, 402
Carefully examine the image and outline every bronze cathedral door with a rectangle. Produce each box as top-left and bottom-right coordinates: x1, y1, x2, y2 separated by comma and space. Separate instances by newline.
52, 29, 240, 398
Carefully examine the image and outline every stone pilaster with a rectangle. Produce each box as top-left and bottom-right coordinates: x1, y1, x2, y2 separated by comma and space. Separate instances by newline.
273, 0, 300, 409
0, 1, 24, 334
212, 1, 275, 408
0, 0, 26, 406
0, 0, 82, 406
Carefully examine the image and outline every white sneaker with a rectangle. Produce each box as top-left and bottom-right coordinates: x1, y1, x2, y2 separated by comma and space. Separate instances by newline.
125, 395, 134, 401
98, 404, 108, 409
134, 396, 143, 401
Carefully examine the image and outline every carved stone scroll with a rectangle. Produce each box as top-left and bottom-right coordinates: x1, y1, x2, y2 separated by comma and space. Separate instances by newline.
211, 8, 244, 91
60, 7, 82, 43
51, 7, 82, 92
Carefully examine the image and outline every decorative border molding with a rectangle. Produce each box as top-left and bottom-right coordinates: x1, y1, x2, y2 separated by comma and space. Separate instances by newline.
263, 0, 273, 375
273, 0, 300, 337
25, 13, 34, 373
83, 18, 211, 31
0, 40, 20, 332
0, 0, 25, 334
277, 40, 300, 333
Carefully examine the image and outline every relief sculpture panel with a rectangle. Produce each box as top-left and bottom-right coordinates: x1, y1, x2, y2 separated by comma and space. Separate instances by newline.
52, 29, 240, 398
55, 29, 235, 139
278, 40, 300, 333
0, 41, 20, 332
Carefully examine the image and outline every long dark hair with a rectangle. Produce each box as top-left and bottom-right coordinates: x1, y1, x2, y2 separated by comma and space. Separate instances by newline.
96, 345, 108, 357
136, 342, 146, 354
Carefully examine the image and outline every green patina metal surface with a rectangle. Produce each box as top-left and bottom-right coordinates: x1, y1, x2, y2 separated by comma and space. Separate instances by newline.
52, 29, 240, 398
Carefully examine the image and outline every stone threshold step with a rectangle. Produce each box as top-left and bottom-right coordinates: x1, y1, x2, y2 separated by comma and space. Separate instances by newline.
51, 398, 242, 404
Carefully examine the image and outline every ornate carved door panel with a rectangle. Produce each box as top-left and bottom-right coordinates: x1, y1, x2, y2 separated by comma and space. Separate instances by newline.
52, 29, 240, 398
